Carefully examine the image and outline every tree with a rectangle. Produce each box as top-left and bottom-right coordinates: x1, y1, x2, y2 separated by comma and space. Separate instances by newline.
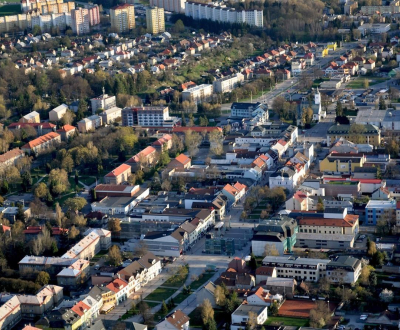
161, 300, 168, 314
68, 225, 80, 240
310, 301, 331, 328
161, 179, 172, 191
170, 134, 184, 156
214, 285, 227, 306
380, 288, 394, 302
108, 245, 122, 266
371, 250, 385, 267
363, 79, 369, 89
246, 311, 258, 330
173, 19, 185, 33
240, 211, 248, 221
36, 271, 50, 286
133, 240, 148, 257
108, 218, 121, 234
318, 276, 330, 293
61, 110, 76, 126
269, 302, 279, 316
367, 238, 377, 256
379, 96, 387, 110
48, 169, 70, 195
263, 243, 280, 257
249, 253, 257, 270
204, 319, 217, 330
138, 301, 153, 326
21, 172, 33, 192
64, 197, 87, 211
335, 101, 343, 117
301, 107, 314, 126
16, 204, 26, 223
184, 130, 202, 157
201, 299, 214, 324
209, 130, 224, 156
317, 197, 324, 212
349, 123, 366, 144
32, 25, 42, 35
359, 265, 374, 286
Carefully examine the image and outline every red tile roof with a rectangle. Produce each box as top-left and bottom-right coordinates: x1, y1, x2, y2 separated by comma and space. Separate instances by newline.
166, 310, 190, 330
21, 132, 60, 149
0, 148, 24, 163
255, 266, 275, 276
57, 125, 76, 132
175, 154, 190, 165
127, 146, 156, 163
8, 122, 56, 129
172, 127, 222, 133
106, 278, 128, 293
298, 214, 359, 227
105, 164, 131, 177
71, 301, 91, 316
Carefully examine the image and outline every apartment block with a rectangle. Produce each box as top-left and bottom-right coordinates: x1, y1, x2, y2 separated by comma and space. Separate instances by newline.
213, 73, 244, 93
0, 148, 24, 173
122, 106, 169, 127
185, 2, 263, 27
87, 4, 100, 26
90, 93, 116, 115
104, 164, 131, 185
150, 0, 185, 13
20, 111, 40, 123
49, 103, 68, 122
21, 0, 75, 14
100, 107, 122, 124
146, 7, 165, 34
110, 4, 135, 33
71, 7, 90, 35
77, 115, 102, 133
0, 296, 21, 330
21, 132, 61, 155
181, 84, 213, 104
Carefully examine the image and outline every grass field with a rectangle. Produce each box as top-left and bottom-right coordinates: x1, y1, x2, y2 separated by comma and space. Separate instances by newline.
347, 77, 389, 88
264, 317, 310, 327
0, 4, 21, 15
190, 271, 215, 290
145, 288, 177, 302
172, 292, 190, 304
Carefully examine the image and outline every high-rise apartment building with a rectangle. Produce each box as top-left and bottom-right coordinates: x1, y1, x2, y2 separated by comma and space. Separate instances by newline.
91, 92, 117, 115
110, 3, 135, 33
87, 4, 100, 26
149, 0, 185, 13
146, 6, 165, 34
71, 7, 89, 35
122, 106, 169, 127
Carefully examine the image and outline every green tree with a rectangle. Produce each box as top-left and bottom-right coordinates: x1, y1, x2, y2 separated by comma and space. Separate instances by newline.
269, 302, 279, 316
336, 101, 343, 117
76, 99, 87, 121
32, 25, 42, 35
363, 79, 369, 89
108, 245, 122, 266
35, 271, 50, 286
64, 197, 87, 211
379, 96, 387, 110
173, 19, 185, 33
21, 172, 33, 192
161, 300, 168, 314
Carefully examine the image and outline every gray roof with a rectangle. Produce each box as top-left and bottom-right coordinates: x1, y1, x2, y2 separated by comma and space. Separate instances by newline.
233, 304, 267, 316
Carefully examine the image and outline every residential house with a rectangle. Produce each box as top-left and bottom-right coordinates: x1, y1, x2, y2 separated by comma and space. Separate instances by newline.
151, 134, 172, 151
77, 115, 102, 133
167, 154, 191, 170
231, 304, 268, 330
21, 132, 61, 155
49, 104, 68, 122
0, 296, 22, 330
20, 111, 40, 123
156, 310, 190, 330
0, 148, 24, 173
221, 182, 247, 206
8, 122, 56, 136
106, 278, 129, 305
100, 107, 122, 124
56, 125, 77, 141
126, 146, 157, 170
196, 282, 217, 307
104, 164, 131, 185
246, 287, 282, 306
255, 266, 277, 284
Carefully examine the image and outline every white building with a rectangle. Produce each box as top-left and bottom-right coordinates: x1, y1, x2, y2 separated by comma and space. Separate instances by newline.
181, 84, 213, 104
213, 73, 244, 93
77, 114, 102, 133
100, 106, 122, 124
185, 2, 263, 27
231, 304, 268, 330
358, 23, 391, 36
137, 106, 169, 126
49, 103, 68, 122
90, 93, 117, 115
150, 0, 185, 12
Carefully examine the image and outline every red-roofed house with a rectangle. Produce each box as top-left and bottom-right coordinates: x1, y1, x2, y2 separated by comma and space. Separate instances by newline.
221, 182, 247, 206
56, 125, 77, 141
156, 310, 190, 330
106, 278, 130, 305
255, 266, 277, 284
21, 132, 61, 155
172, 127, 223, 134
104, 164, 131, 184
167, 154, 191, 170
8, 122, 56, 136
71, 301, 91, 317
0, 148, 24, 172
24, 226, 68, 243
126, 146, 157, 170
285, 190, 309, 210
247, 287, 282, 306
152, 134, 172, 151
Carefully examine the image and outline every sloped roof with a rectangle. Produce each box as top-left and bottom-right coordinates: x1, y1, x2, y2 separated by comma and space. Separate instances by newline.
105, 164, 131, 177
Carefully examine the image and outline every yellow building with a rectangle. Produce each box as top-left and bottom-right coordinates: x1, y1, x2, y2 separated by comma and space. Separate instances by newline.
146, 6, 165, 34
327, 124, 381, 146
110, 3, 135, 33
321, 47, 329, 57
319, 153, 366, 174
327, 42, 337, 51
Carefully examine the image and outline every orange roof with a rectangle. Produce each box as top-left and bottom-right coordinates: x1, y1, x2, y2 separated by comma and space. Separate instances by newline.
127, 146, 156, 163
293, 191, 307, 202
21, 132, 60, 150
175, 154, 190, 165
106, 278, 128, 293
105, 164, 131, 177
71, 301, 91, 316
0, 148, 24, 163
255, 266, 275, 276
233, 182, 247, 192
152, 134, 172, 146
57, 125, 76, 132
172, 127, 222, 133
298, 214, 359, 227
252, 156, 266, 169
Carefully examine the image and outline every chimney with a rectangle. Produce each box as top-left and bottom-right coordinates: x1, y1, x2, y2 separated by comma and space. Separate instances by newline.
172, 314, 175, 319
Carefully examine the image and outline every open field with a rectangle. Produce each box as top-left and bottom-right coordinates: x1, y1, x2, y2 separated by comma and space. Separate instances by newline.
264, 316, 310, 327
0, 4, 21, 15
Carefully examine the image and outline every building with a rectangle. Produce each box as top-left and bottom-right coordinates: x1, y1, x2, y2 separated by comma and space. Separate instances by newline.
167, 154, 191, 169
126, 146, 157, 169
56, 124, 77, 141
142, 230, 185, 257
252, 217, 298, 256
91, 93, 116, 115
262, 256, 330, 282
255, 266, 277, 284
0, 296, 22, 330
152, 134, 172, 151
357, 23, 391, 36
231, 102, 265, 119
104, 164, 131, 185
327, 124, 381, 146
326, 256, 362, 284
221, 182, 247, 206
0, 148, 24, 173
110, 4, 135, 33
101, 106, 122, 124
196, 282, 217, 307
122, 106, 170, 127
71, 7, 89, 35
365, 199, 396, 225
8, 122, 56, 136
146, 7, 165, 34
181, 84, 213, 104
156, 310, 190, 330
94, 184, 143, 199
231, 304, 268, 330
150, 0, 185, 12
20, 111, 40, 123
213, 73, 244, 94
49, 104, 68, 122
185, 2, 263, 27
21, 132, 61, 155
77, 114, 102, 133
319, 152, 366, 174
294, 208, 359, 249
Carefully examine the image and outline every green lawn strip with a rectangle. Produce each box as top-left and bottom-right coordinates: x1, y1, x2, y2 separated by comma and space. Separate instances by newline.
145, 288, 177, 302
79, 176, 96, 186
162, 266, 189, 288
190, 272, 216, 290
172, 292, 190, 304
0, 4, 21, 15
142, 301, 160, 308
264, 316, 309, 327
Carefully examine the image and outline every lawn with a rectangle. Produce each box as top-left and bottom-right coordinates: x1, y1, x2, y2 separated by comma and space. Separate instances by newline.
0, 4, 21, 15
78, 175, 96, 186
264, 316, 309, 327
162, 266, 189, 288
173, 292, 190, 304
145, 288, 177, 302
190, 271, 216, 290
347, 79, 367, 88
